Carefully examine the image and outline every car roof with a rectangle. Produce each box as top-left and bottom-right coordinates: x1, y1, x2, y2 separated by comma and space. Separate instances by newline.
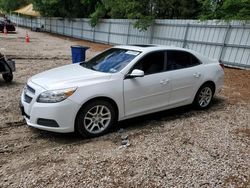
113, 44, 195, 53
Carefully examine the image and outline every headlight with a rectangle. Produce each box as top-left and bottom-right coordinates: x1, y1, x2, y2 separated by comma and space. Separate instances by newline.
37, 87, 77, 103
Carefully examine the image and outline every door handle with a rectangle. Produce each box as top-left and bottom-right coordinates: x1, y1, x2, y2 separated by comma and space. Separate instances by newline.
160, 79, 169, 85
193, 73, 201, 78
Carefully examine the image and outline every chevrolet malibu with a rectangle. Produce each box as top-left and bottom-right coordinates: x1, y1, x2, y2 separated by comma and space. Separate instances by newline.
20, 45, 224, 137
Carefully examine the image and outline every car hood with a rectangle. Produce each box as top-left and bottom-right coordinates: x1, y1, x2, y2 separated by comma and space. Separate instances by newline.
30, 64, 111, 90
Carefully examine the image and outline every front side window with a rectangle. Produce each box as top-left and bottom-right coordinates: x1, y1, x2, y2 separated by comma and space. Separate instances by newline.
132, 51, 165, 75
81, 48, 140, 73
167, 51, 201, 71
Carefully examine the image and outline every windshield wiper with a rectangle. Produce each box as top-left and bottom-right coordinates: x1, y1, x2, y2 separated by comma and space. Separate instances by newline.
80, 62, 86, 67
80, 62, 98, 71
90, 66, 97, 71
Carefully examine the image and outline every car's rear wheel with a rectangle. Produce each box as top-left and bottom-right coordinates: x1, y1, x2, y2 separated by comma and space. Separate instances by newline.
193, 83, 214, 109
2, 73, 13, 83
75, 100, 116, 138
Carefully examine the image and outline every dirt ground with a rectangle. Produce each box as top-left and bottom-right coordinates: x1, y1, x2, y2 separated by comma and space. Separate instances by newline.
0, 28, 249, 188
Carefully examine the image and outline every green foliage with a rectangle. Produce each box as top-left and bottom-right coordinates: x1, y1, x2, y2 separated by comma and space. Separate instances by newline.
89, 2, 106, 27
199, 0, 250, 20
32, 0, 58, 17
88, 0, 201, 30
81, 0, 100, 18
221, 0, 250, 20
0, 0, 201, 30
133, 16, 155, 31
199, 0, 223, 19
2, 0, 249, 30
32, 0, 91, 18
100, 0, 156, 30
152, 0, 201, 19
0, 0, 28, 13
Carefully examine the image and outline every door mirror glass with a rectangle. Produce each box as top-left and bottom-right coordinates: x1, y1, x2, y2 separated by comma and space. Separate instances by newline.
128, 69, 144, 78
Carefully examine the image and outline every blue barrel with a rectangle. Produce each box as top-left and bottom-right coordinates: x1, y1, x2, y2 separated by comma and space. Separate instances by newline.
71, 45, 89, 63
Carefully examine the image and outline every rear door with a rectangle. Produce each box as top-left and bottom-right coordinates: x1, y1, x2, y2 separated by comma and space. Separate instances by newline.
167, 50, 203, 105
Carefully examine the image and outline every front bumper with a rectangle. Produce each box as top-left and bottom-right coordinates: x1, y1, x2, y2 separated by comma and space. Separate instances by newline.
20, 81, 80, 133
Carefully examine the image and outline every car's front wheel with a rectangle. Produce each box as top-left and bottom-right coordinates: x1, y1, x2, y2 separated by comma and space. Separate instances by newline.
193, 83, 214, 109
75, 100, 116, 138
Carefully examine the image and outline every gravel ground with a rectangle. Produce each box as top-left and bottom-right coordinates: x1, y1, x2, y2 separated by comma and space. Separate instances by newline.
0, 28, 249, 188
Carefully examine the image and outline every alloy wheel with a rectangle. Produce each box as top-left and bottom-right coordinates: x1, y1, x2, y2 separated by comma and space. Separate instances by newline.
198, 87, 213, 108
83, 105, 111, 134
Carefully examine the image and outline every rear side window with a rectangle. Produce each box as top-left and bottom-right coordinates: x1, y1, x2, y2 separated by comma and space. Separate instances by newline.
167, 51, 200, 71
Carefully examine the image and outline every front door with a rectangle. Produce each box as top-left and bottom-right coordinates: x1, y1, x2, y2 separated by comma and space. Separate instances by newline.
123, 51, 171, 117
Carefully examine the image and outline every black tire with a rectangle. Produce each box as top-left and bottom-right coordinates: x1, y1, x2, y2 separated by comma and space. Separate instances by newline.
193, 83, 215, 109
2, 73, 13, 83
75, 100, 116, 138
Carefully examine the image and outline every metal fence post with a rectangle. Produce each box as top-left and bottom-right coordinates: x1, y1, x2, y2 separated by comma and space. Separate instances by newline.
126, 22, 131, 45
71, 20, 73, 37
182, 23, 190, 48
107, 21, 111, 44
50, 17, 52, 33
150, 22, 155, 44
44, 18, 46, 32
219, 24, 232, 62
56, 18, 58, 34
63, 18, 65, 35
93, 26, 96, 42
81, 19, 84, 40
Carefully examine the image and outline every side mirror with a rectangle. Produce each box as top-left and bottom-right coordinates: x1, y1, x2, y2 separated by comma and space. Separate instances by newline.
126, 69, 144, 78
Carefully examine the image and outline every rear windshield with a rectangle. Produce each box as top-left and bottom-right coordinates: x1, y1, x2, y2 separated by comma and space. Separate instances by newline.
81, 48, 140, 73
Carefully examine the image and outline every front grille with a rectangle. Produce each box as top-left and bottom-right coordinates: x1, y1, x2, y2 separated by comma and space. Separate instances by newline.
24, 94, 32, 103
27, 85, 35, 94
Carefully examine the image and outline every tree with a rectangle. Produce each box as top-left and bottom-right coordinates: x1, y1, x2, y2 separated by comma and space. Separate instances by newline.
1, 0, 201, 30
0, 0, 28, 13
153, 0, 201, 19
199, 0, 250, 20
89, 0, 201, 30
221, 0, 250, 20
32, 0, 91, 18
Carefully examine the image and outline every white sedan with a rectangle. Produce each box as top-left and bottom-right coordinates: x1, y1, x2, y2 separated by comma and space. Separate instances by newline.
20, 45, 224, 137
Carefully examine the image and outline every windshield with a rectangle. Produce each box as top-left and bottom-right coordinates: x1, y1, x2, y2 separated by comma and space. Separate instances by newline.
80, 48, 140, 73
